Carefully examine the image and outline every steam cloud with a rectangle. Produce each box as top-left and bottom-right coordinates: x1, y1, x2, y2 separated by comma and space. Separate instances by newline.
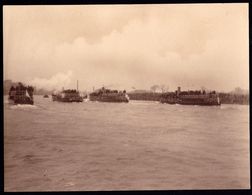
30, 70, 73, 91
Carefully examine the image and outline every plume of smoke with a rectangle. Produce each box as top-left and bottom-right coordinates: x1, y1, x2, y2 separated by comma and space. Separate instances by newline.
31, 70, 73, 91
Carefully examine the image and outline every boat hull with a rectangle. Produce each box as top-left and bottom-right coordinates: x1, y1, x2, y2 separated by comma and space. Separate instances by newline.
52, 95, 83, 102
89, 94, 129, 103
8, 97, 34, 105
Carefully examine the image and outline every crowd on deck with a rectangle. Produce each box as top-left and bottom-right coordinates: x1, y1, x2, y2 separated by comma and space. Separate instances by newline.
178, 90, 216, 96
91, 87, 127, 96
9, 82, 34, 97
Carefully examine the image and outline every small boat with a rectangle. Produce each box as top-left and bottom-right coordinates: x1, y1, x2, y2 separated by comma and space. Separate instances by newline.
8, 82, 34, 105
89, 87, 129, 103
43, 94, 49, 98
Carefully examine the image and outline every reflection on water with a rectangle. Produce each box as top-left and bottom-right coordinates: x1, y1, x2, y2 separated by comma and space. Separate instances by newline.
4, 96, 250, 191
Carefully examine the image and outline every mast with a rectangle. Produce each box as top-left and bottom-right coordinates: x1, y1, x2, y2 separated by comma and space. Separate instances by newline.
77, 80, 79, 91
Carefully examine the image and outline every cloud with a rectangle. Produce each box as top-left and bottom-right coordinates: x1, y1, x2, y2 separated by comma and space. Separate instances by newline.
4, 4, 249, 92
49, 8, 248, 91
30, 70, 73, 90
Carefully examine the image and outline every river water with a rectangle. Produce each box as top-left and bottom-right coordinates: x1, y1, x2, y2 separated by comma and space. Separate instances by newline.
4, 95, 250, 191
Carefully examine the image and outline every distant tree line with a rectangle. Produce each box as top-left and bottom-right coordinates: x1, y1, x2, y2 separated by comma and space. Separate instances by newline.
219, 93, 249, 105
128, 92, 162, 101
4, 80, 53, 95
4, 80, 17, 95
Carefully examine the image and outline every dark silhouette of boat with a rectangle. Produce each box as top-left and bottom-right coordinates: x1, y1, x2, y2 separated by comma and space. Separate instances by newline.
43, 94, 49, 98
8, 82, 34, 105
160, 87, 221, 106
52, 80, 83, 102
89, 87, 129, 103
52, 89, 83, 102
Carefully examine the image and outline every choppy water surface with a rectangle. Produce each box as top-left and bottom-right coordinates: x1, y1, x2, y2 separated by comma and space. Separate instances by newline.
4, 96, 250, 191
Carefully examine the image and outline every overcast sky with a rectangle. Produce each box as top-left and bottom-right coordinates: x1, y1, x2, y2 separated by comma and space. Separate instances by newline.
3, 4, 249, 92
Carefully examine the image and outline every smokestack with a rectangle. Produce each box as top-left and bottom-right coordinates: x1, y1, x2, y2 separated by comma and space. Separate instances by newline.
177, 86, 181, 96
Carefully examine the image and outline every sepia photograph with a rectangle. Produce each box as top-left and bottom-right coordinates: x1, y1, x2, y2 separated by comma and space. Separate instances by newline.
3, 3, 250, 191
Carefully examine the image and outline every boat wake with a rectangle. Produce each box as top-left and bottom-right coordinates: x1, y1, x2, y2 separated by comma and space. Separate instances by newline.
129, 100, 157, 105
220, 105, 244, 111
83, 98, 89, 102
10, 104, 38, 110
